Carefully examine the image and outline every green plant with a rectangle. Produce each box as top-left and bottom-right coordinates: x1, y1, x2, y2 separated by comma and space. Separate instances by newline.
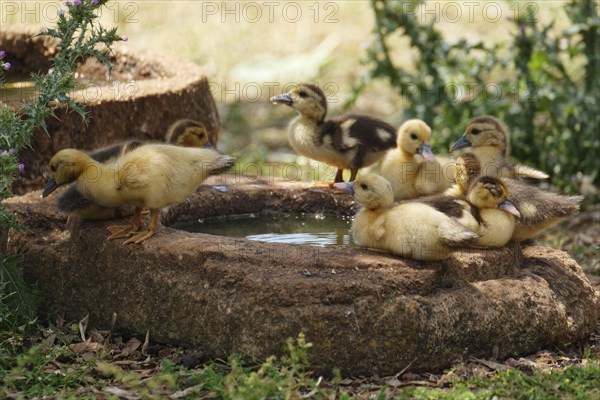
224, 333, 330, 399
356, 0, 599, 193
0, 0, 124, 362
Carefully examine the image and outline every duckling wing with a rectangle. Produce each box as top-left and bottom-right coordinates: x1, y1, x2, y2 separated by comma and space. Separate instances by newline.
511, 165, 549, 180
418, 195, 481, 230
57, 184, 93, 212
505, 179, 583, 225
325, 114, 397, 152
88, 140, 144, 163
368, 214, 387, 240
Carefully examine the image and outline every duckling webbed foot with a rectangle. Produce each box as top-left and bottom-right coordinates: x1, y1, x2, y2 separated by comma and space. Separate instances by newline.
123, 208, 159, 245
107, 207, 145, 240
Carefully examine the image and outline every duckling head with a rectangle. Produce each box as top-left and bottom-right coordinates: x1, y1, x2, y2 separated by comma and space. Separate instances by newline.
450, 116, 509, 155
467, 176, 521, 217
397, 119, 436, 163
165, 119, 211, 148
335, 174, 394, 210
42, 149, 89, 197
270, 83, 327, 122
455, 153, 482, 192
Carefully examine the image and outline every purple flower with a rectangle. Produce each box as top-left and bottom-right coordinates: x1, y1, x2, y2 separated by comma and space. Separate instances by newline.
57, 9, 65, 15
123, 36, 128, 42
66, 1, 72, 6
74, 0, 81, 5
519, 24, 526, 33
18, 163, 25, 172
0, 50, 5, 58
0, 150, 4, 156
8, 148, 16, 154
91, 0, 99, 3
3, 62, 10, 71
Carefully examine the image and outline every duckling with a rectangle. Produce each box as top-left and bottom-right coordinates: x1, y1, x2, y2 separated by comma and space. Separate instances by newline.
42, 145, 235, 244
164, 119, 213, 148
444, 153, 482, 198
448, 153, 583, 242
381, 119, 455, 200
449, 116, 548, 180
466, 176, 521, 247
56, 140, 144, 221
270, 83, 396, 183
334, 174, 478, 261
57, 120, 211, 221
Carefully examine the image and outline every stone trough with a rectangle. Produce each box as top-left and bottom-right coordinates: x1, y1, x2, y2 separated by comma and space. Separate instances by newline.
0, 26, 219, 194
3, 177, 598, 376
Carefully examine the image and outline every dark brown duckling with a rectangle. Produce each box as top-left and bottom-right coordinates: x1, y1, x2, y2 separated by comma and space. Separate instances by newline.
270, 83, 397, 183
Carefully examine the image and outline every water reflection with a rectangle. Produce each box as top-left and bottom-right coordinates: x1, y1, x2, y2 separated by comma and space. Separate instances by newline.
173, 213, 354, 247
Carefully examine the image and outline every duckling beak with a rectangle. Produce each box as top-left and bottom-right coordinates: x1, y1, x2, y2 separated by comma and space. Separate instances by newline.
333, 181, 355, 194
417, 143, 436, 163
270, 93, 293, 106
42, 179, 60, 197
449, 134, 472, 152
498, 199, 521, 218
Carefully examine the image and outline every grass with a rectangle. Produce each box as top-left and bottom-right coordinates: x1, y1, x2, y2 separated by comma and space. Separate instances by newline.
1, 329, 599, 399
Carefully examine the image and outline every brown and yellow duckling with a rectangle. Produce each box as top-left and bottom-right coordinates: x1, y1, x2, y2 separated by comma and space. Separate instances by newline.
381, 119, 455, 200
165, 119, 213, 148
448, 153, 582, 242
56, 120, 211, 221
449, 116, 548, 180
43, 144, 234, 245
270, 83, 396, 183
334, 174, 479, 261
465, 176, 521, 248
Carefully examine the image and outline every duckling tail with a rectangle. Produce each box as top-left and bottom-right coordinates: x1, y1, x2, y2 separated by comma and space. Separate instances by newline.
206, 154, 236, 176
438, 220, 480, 248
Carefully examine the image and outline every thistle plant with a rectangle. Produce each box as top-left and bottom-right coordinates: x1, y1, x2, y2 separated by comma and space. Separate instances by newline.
1, 0, 124, 338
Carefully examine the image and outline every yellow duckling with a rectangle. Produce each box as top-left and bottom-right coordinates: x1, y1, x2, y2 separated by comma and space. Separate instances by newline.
42, 145, 235, 244
447, 153, 582, 242
449, 116, 548, 180
334, 174, 478, 261
466, 176, 521, 247
57, 120, 211, 221
270, 83, 396, 183
381, 119, 455, 200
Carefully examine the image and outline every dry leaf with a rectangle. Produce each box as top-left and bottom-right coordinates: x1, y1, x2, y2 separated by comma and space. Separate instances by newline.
104, 386, 140, 400
142, 330, 150, 356
169, 384, 205, 399
78, 314, 89, 342
72, 340, 104, 354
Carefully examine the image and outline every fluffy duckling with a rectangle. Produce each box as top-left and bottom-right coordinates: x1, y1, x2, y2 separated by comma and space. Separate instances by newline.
57, 120, 211, 221
270, 83, 396, 183
466, 176, 521, 247
56, 140, 143, 221
449, 116, 548, 180
334, 174, 478, 261
381, 119, 455, 200
448, 153, 583, 242
165, 119, 213, 148
42, 145, 235, 244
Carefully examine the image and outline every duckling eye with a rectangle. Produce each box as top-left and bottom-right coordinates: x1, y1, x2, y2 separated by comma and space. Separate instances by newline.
360, 183, 368, 190
50, 164, 57, 172
471, 128, 481, 135
410, 132, 418, 140
298, 91, 308, 98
